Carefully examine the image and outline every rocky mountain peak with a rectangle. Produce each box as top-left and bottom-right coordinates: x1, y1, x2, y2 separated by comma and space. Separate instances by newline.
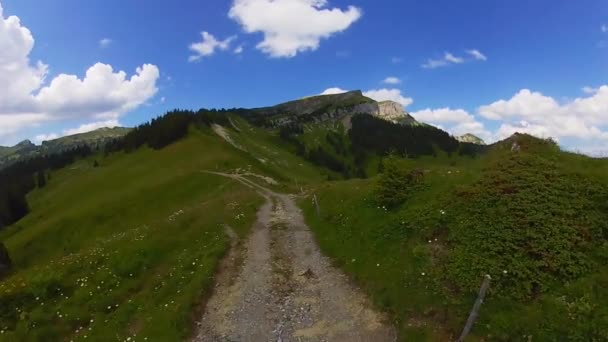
456, 133, 486, 145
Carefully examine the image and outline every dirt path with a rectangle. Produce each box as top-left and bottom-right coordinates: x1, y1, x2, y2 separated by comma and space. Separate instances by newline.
194, 172, 396, 342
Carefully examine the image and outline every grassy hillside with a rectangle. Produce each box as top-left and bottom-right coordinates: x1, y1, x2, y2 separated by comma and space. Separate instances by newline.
0, 123, 321, 341
300, 134, 608, 341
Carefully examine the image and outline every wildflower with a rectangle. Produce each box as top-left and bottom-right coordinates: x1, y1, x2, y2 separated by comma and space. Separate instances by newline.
503, 270, 508, 274
421, 272, 426, 276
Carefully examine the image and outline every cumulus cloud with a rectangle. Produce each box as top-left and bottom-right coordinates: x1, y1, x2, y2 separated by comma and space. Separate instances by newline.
228, 0, 362, 58
363, 89, 413, 107
189, 31, 236, 62
466, 49, 487, 61
382, 76, 401, 85
422, 50, 486, 69
479, 87, 608, 141
99, 38, 112, 48
0, 3, 160, 144
411, 107, 491, 141
33, 133, 59, 143
234, 45, 244, 54
320, 87, 348, 95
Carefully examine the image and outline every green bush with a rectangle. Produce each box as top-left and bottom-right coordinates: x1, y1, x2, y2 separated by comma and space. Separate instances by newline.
445, 151, 608, 300
376, 156, 423, 208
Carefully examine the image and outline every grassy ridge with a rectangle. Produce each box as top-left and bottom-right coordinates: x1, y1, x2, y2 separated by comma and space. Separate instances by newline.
0, 124, 320, 341
300, 136, 608, 341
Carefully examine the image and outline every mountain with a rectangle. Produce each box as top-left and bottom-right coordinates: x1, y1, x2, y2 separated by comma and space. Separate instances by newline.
456, 133, 485, 145
0, 127, 131, 169
2, 102, 607, 341
246, 90, 418, 127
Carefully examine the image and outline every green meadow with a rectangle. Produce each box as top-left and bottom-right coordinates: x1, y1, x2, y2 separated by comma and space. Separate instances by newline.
0, 124, 320, 341
300, 136, 608, 341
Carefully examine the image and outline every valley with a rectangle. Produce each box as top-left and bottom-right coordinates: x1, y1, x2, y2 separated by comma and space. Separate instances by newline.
0, 92, 607, 341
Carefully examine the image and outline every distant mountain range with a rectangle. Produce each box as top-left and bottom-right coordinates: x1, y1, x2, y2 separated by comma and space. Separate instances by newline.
0, 127, 131, 169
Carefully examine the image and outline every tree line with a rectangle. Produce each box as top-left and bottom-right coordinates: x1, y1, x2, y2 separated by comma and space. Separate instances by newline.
0, 146, 92, 229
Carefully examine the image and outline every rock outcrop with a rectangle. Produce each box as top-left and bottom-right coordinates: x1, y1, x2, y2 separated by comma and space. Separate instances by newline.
457, 133, 486, 145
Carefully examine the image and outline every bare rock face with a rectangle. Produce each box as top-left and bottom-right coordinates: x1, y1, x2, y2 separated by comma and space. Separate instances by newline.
0, 242, 11, 279
456, 133, 486, 145
374, 101, 416, 124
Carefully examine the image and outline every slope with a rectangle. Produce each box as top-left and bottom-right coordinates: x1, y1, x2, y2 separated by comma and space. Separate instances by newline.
0, 122, 323, 341
299, 134, 608, 341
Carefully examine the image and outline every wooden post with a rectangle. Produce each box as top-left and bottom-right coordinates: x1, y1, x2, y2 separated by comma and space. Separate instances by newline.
313, 194, 320, 217
458, 274, 491, 342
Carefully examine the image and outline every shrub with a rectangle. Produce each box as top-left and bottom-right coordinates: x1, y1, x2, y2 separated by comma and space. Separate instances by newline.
376, 156, 423, 208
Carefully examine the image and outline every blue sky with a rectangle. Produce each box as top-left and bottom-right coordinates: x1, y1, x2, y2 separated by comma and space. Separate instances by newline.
0, 0, 607, 154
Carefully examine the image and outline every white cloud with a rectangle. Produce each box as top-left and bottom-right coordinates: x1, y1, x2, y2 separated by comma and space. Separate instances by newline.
479, 87, 608, 141
228, 0, 362, 58
422, 52, 464, 69
188, 31, 236, 62
0, 3, 160, 143
411, 107, 491, 141
320, 87, 348, 95
363, 88, 413, 107
602, 24, 608, 33
33, 133, 59, 144
99, 38, 112, 48
582, 86, 598, 94
234, 45, 244, 54
412, 108, 474, 123
444, 53, 464, 64
382, 76, 401, 85
466, 49, 487, 61
422, 50, 486, 69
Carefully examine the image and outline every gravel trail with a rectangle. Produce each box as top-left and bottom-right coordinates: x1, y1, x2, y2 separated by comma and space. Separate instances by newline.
194, 172, 396, 342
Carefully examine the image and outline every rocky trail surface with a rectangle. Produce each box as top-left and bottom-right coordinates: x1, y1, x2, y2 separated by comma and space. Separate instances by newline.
193, 172, 396, 342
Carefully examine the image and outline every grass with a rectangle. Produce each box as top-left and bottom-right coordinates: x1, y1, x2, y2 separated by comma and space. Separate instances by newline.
300, 136, 608, 341
3, 118, 608, 342
0, 124, 319, 341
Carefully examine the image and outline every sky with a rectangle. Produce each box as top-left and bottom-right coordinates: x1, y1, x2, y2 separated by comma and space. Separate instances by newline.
0, 0, 607, 155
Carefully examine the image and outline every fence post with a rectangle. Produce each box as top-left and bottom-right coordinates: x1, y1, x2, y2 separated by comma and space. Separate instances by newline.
458, 274, 491, 342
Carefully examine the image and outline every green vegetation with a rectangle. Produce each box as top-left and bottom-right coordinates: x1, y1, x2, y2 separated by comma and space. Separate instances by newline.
0, 121, 321, 340
300, 134, 608, 340
2, 93, 607, 341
